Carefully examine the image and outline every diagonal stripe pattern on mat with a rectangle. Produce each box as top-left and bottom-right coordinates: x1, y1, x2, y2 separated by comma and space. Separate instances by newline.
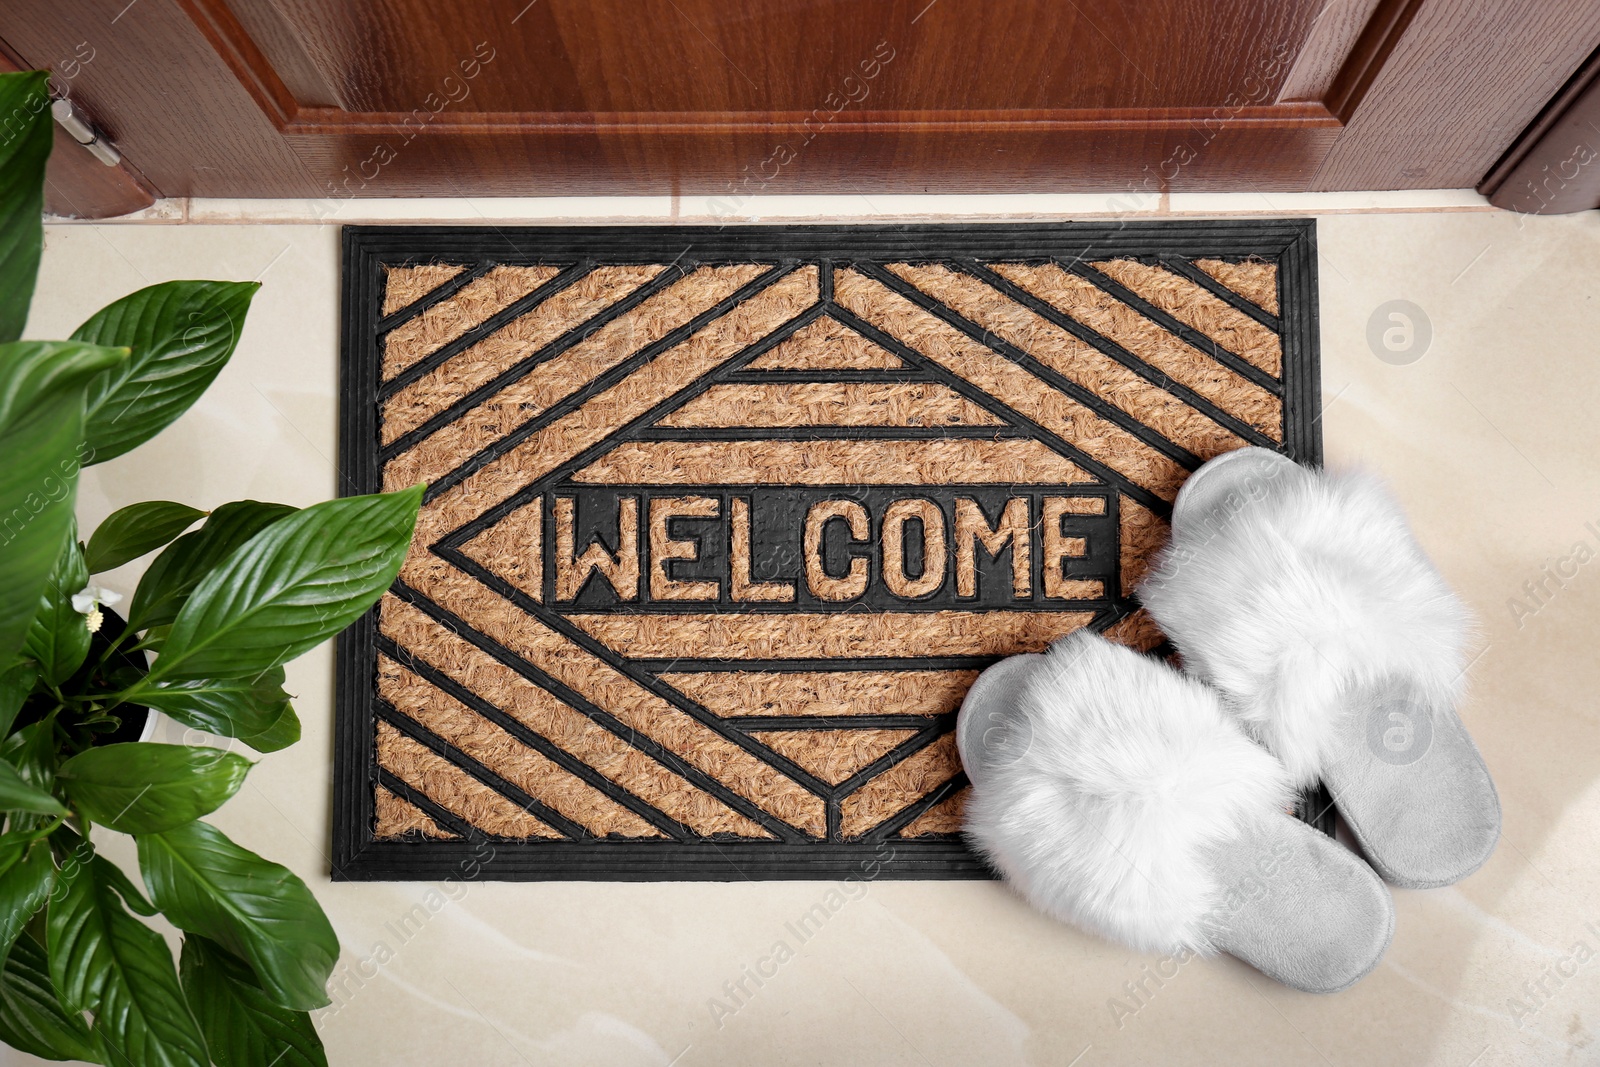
347, 238, 1301, 876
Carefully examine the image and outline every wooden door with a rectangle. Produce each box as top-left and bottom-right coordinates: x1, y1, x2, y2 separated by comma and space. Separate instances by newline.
3, 0, 1598, 217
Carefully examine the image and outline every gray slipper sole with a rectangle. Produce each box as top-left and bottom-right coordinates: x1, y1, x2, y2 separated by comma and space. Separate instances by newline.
1168, 447, 1501, 890
957, 650, 1393, 993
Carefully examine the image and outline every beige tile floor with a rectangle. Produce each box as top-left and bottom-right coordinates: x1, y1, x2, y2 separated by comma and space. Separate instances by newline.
14, 200, 1600, 1066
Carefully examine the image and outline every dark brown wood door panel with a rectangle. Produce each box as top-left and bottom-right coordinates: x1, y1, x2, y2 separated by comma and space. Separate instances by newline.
240, 0, 1327, 113
3, 0, 1598, 216
197, 0, 1352, 200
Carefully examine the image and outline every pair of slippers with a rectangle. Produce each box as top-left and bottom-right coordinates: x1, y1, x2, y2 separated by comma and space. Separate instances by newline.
957, 448, 1500, 993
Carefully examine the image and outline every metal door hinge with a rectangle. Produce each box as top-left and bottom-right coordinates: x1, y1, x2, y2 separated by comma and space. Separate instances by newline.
50, 97, 121, 167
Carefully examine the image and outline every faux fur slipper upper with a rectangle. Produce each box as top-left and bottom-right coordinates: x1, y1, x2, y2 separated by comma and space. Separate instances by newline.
958, 632, 1393, 993
1139, 447, 1501, 889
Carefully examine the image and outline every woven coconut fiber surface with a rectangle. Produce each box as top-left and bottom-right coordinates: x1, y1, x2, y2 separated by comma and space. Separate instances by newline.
335, 221, 1320, 880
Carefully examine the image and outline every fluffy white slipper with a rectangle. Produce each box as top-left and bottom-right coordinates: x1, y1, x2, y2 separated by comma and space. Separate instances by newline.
958, 632, 1393, 993
1139, 447, 1500, 889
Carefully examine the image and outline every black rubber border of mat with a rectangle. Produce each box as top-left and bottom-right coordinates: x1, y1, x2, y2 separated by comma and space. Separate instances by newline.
335, 219, 1322, 881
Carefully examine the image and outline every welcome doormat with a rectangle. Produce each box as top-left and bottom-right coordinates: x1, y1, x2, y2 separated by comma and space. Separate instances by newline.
334, 221, 1320, 880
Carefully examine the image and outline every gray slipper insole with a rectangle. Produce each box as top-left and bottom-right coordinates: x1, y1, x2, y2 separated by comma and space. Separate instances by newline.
1323, 679, 1501, 888
956, 653, 1046, 781
1204, 813, 1394, 993
1173, 447, 1501, 889
1170, 445, 1303, 534
957, 652, 1393, 993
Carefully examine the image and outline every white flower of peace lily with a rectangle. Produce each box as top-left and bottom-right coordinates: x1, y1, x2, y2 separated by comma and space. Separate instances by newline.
71, 584, 123, 634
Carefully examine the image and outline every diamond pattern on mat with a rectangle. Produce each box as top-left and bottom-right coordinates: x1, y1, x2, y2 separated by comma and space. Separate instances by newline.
368, 253, 1284, 850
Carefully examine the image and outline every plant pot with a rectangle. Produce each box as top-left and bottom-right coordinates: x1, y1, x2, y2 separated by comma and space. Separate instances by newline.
66, 606, 153, 746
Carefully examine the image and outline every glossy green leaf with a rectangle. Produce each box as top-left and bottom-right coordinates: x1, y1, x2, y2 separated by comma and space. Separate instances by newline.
85, 501, 206, 574
58, 743, 249, 834
0, 663, 33, 738
92, 854, 156, 919
139, 666, 291, 745
23, 536, 90, 687
0, 340, 130, 432
47, 848, 207, 1067
73, 280, 259, 465
149, 487, 422, 683
47, 828, 150, 923
0, 932, 102, 1064
1, 719, 57, 791
180, 936, 326, 1067
0, 72, 53, 344
137, 820, 337, 1011
239, 701, 301, 755
0, 340, 128, 667
0, 839, 56, 959
0, 831, 26, 874
0, 721, 57, 837
128, 501, 297, 632
0, 759, 66, 817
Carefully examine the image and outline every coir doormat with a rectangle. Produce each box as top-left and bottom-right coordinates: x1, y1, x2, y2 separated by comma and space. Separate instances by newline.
335, 221, 1320, 880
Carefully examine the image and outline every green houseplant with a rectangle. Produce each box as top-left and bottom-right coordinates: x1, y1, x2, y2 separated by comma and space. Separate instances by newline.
0, 71, 421, 1065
